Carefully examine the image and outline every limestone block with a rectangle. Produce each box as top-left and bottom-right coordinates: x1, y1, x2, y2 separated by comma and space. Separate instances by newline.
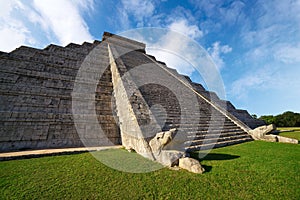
249, 125, 298, 144
249, 124, 275, 140
155, 150, 185, 167
149, 128, 177, 155
179, 157, 205, 174
260, 135, 277, 142
276, 135, 298, 144
262, 134, 298, 144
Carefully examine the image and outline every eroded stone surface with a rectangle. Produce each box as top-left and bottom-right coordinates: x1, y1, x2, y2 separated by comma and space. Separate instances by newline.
179, 157, 205, 174
250, 125, 298, 144
155, 150, 185, 167
249, 124, 276, 139
149, 128, 177, 155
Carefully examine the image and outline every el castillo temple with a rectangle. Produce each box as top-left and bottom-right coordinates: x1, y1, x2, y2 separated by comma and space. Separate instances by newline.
0, 32, 297, 172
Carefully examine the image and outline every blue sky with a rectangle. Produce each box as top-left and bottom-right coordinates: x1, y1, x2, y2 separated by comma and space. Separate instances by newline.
1, 0, 299, 116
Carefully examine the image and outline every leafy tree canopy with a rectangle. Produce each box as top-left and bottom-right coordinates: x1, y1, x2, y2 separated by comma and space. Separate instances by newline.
259, 111, 300, 127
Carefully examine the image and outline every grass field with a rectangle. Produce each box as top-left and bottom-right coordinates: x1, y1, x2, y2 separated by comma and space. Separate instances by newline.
0, 141, 299, 199
277, 127, 300, 140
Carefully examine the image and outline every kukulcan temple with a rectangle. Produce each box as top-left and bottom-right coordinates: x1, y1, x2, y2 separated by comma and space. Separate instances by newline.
0, 32, 297, 173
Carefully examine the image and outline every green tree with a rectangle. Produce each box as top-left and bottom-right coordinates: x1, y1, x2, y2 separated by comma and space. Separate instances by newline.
260, 111, 300, 127
259, 115, 275, 125
251, 114, 257, 119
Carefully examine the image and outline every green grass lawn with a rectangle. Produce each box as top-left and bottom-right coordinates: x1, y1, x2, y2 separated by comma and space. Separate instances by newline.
277, 127, 300, 140
0, 141, 299, 199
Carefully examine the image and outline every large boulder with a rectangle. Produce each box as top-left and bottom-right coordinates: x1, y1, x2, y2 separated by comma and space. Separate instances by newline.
179, 157, 205, 174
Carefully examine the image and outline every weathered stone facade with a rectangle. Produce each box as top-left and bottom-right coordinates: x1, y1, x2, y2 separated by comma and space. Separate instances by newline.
0, 32, 265, 153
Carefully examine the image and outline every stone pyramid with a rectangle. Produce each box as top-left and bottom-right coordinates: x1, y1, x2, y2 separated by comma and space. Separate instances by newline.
0, 32, 264, 157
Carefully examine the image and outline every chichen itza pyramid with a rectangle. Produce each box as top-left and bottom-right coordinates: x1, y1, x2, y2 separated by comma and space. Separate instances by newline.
0, 32, 268, 169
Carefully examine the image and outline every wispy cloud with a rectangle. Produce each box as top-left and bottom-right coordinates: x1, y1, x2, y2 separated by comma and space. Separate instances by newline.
168, 19, 203, 39
147, 19, 203, 76
32, 0, 94, 45
207, 41, 232, 70
118, 0, 205, 76
0, 0, 94, 52
274, 43, 300, 64
191, 0, 246, 31
212, 1, 300, 101
120, 0, 155, 27
0, 0, 35, 52
230, 73, 267, 100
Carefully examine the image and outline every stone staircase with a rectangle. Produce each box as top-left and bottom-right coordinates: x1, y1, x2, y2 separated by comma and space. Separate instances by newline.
107, 34, 255, 153
139, 79, 253, 152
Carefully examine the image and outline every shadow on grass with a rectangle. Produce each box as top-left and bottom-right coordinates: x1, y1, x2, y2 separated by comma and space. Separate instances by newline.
201, 165, 213, 172
190, 152, 240, 161
189, 152, 240, 173
0, 150, 90, 161
200, 153, 240, 161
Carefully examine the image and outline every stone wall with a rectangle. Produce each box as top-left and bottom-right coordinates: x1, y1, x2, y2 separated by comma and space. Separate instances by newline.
0, 39, 120, 152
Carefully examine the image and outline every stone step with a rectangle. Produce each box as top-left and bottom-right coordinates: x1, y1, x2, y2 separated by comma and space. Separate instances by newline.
156, 118, 229, 124
151, 111, 225, 117
43, 44, 100, 58
191, 131, 249, 140
185, 137, 253, 152
161, 119, 235, 126
65, 42, 95, 54
10, 46, 40, 59
187, 131, 248, 139
181, 127, 244, 133
163, 124, 241, 131
150, 109, 222, 115
185, 134, 251, 147
183, 131, 246, 139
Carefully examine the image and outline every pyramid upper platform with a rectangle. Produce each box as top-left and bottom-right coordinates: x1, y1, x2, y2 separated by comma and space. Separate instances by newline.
102, 32, 146, 52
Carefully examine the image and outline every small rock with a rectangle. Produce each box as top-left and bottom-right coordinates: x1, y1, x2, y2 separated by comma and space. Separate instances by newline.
179, 157, 205, 174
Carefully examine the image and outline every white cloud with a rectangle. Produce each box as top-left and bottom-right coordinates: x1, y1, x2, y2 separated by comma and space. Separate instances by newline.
121, 23, 202, 76
191, 0, 246, 25
207, 41, 232, 70
168, 19, 203, 39
274, 43, 300, 64
0, 25, 31, 52
147, 48, 195, 76
32, 0, 93, 45
0, 0, 16, 18
0, 0, 94, 52
0, 0, 35, 52
230, 62, 300, 100
121, 19, 204, 76
121, 0, 154, 25
230, 75, 265, 99
146, 19, 203, 75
